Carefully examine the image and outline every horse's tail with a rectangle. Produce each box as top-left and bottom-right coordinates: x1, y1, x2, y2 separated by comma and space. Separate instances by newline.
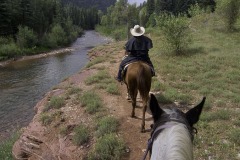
137, 64, 151, 103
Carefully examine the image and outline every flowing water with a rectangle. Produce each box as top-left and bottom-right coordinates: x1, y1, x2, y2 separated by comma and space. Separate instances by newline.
0, 31, 110, 138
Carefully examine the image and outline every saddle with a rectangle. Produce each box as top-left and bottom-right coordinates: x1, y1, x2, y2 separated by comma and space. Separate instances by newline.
121, 61, 155, 80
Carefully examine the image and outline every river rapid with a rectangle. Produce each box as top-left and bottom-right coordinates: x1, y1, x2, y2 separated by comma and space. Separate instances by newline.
0, 31, 111, 140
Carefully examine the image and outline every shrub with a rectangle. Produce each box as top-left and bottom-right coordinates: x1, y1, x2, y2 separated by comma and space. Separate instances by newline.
88, 134, 125, 160
63, 17, 82, 44
0, 132, 20, 159
0, 43, 20, 60
44, 96, 65, 112
106, 83, 119, 95
73, 125, 89, 146
216, 0, 240, 31
16, 25, 37, 48
96, 116, 118, 137
40, 113, 53, 125
80, 91, 102, 114
47, 24, 67, 47
156, 13, 192, 55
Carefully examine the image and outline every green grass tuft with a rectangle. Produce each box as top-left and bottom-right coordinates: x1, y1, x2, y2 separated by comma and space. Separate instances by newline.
80, 91, 102, 114
96, 117, 118, 137
0, 132, 20, 160
106, 83, 119, 95
88, 133, 125, 160
44, 96, 65, 112
73, 125, 90, 146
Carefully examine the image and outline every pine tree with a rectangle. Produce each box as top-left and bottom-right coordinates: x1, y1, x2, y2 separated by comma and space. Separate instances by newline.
146, 0, 155, 17
0, 0, 11, 36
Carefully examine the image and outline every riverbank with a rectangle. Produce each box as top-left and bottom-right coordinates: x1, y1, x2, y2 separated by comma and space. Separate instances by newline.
0, 47, 74, 67
0, 31, 113, 143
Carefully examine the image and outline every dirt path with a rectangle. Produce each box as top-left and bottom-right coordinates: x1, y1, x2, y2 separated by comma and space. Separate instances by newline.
106, 48, 153, 160
87, 42, 153, 159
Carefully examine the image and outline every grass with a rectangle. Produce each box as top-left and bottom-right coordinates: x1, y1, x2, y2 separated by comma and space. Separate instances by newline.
85, 70, 119, 95
85, 57, 105, 68
200, 109, 231, 122
151, 77, 162, 91
149, 12, 240, 159
40, 111, 63, 126
0, 132, 20, 160
67, 86, 82, 95
96, 116, 118, 137
85, 70, 109, 85
88, 133, 125, 160
228, 128, 240, 145
106, 83, 119, 95
73, 125, 90, 146
40, 113, 53, 125
79, 91, 102, 114
43, 96, 65, 112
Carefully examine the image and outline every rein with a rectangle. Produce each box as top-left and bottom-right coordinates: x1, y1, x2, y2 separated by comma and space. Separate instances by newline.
142, 112, 197, 160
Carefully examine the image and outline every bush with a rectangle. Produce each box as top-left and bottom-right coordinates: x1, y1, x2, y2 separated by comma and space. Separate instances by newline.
0, 132, 20, 159
44, 96, 65, 112
16, 26, 37, 48
0, 43, 20, 60
79, 91, 102, 114
63, 17, 83, 44
216, 0, 240, 31
73, 125, 89, 146
156, 13, 192, 55
47, 24, 67, 48
88, 134, 125, 160
96, 116, 118, 137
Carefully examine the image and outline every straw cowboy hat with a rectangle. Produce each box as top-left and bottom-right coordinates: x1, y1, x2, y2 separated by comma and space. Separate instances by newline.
130, 25, 145, 36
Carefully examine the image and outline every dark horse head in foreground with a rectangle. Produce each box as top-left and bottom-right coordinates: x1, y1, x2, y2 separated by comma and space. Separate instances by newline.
124, 61, 152, 132
146, 94, 206, 160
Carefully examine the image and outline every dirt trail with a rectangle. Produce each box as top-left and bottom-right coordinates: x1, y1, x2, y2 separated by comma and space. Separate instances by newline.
107, 49, 153, 160
87, 42, 154, 159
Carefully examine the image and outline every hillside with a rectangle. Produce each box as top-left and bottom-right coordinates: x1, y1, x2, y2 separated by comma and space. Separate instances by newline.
61, 0, 116, 11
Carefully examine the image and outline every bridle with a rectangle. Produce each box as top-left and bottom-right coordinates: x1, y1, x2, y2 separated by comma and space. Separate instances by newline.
142, 109, 197, 160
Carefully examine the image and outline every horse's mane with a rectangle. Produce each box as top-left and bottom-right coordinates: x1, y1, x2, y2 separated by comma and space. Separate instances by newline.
151, 122, 193, 160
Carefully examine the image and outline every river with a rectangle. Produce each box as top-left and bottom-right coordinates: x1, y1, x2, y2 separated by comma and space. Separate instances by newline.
0, 31, 111, 139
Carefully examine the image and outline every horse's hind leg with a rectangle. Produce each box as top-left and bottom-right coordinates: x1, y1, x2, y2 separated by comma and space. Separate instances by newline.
141, 102, 147, 132
130, 89, 138, 117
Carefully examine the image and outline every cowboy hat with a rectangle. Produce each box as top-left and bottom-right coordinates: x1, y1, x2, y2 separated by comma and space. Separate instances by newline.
130, 25, 145, 36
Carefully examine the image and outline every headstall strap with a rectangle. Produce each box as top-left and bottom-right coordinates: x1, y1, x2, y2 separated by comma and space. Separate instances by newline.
142, 123, 174, 160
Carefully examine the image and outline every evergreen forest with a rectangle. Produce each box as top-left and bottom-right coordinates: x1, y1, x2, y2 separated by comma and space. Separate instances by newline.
0, 0, 116, 60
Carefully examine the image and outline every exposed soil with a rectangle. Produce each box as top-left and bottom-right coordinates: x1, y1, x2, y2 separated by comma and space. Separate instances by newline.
12, 41, 154, 160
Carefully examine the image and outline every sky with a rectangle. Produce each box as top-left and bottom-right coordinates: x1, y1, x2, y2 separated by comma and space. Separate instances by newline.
128, 0, 146, 5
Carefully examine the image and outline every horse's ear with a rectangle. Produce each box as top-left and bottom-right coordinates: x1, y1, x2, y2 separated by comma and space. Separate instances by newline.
185, 97, 206, 127
149, 94, 165, 122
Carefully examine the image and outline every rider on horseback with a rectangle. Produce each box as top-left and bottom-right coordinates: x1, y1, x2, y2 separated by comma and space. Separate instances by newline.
116, 25, 155, 82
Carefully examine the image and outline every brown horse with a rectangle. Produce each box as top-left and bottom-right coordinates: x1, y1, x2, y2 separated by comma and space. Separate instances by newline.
124, 61, 152, 132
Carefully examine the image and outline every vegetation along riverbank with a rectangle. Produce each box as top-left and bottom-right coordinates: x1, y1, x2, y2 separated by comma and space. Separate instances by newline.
1, 0, 240, 159
0, 0, 115, 61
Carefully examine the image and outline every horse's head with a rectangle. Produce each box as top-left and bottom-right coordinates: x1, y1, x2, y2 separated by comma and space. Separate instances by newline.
145, 94, 206, 160
149, 94, 206, 131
